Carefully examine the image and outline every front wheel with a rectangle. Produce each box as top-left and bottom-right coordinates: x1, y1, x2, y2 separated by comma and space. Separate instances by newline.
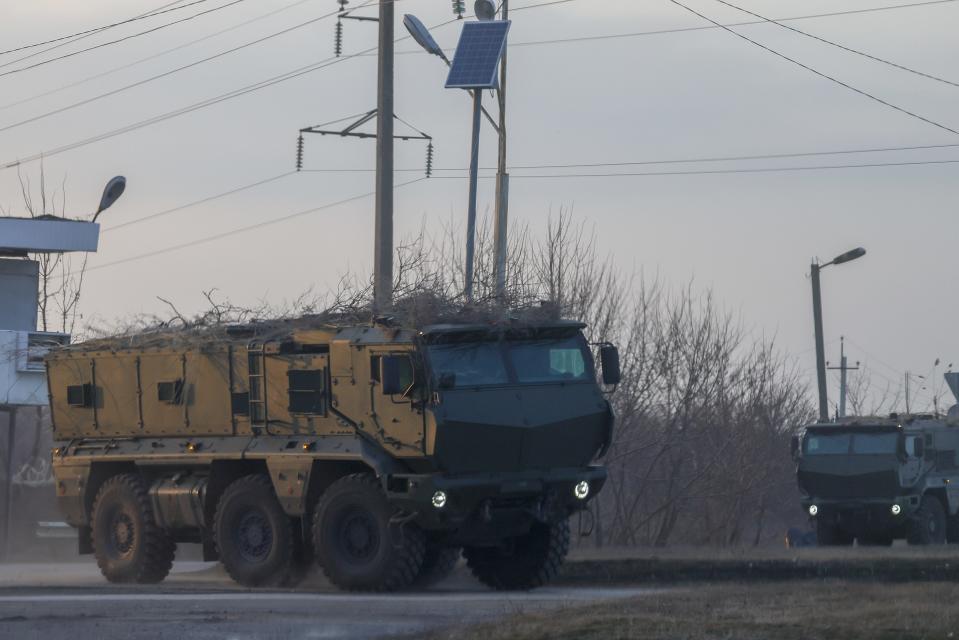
91, 474, 175, 584
464, 519, 570, 591
214, 474, 295, 587
908, 496, 947, 545
312, 474, 425, 592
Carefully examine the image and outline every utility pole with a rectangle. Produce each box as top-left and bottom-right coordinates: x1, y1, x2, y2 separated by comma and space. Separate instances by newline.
373, 0, 394, 312
905, 372, 911, 414
828, 337, 859, 419
810, 262, 829, 423
464, 90, 482, 302
492, 0, 509, 303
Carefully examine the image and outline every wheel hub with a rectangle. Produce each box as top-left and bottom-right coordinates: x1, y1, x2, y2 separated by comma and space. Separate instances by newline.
110, 512, 135, 554
235, 510, 273, 562
340, 511, 379, 561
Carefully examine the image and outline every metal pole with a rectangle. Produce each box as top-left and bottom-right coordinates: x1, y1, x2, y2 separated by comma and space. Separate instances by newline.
464, 90, 483, 302
839, 349, 848, 419
492, 0, 510, 303
905, 373, 911, 414
1, 407, 15, 561
811, 262, 829, 422
373, 0, 394, 312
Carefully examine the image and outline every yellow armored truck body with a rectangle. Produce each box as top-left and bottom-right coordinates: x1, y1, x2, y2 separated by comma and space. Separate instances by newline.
48, 320, 617, 591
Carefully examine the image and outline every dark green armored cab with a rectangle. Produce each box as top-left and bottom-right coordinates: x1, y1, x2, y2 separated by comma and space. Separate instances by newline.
47, 319, 618, 591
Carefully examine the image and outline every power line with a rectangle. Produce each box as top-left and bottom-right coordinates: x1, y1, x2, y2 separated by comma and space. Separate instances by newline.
302, 140, 959, 172
711, 0, 959, 89
0, 2, 360, 134
101, 171, 298, 234
392, 0, 959, 55
79, 177, 427, 276
0, 11, 460, 172
0, 0, 251, 79
0, 0, 204, 58
666, 0, 959, 136
306, 157, 959, 177
0, 0, 322, 114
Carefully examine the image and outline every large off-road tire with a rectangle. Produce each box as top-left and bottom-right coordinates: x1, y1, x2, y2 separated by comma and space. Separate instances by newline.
413, 543, 460, 588
815, 519, 853, 546
91, 473, 175, 584
908, 495, 947, 545
464, 519, 570, 591
947, 513, 959, 544
214, 474, 295, 587
312, 474, 425, 592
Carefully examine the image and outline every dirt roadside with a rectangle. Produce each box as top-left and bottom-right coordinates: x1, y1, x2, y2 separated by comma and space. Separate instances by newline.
407, 580, 959, 640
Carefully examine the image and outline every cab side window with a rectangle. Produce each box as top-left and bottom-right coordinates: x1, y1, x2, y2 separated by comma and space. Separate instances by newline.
287, 369, 326, 415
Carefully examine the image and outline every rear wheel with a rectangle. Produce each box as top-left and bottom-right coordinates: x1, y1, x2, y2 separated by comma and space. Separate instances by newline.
815, 519, 853, 546
91, 474, 175, 584
908, 496, 947, 545
464, 519, 570, 591
312, 474, 425, 592
214, 474, 295, 587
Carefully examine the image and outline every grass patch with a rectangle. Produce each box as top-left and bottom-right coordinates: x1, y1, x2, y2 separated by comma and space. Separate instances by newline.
416, 581, 959, 640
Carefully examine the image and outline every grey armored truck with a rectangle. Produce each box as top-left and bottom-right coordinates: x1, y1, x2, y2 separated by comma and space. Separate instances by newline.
793, 374, 959, 546
46, 319, 618, 591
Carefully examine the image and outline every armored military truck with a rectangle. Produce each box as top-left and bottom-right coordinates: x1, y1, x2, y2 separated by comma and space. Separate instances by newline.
793, 375, 959, 546
46, 318, 618, 591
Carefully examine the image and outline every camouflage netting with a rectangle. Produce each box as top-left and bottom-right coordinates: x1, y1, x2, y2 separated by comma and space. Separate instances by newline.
60, 292, 565, 353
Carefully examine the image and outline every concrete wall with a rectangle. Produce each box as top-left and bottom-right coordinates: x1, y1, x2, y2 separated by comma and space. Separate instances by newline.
0, 259, 38, 332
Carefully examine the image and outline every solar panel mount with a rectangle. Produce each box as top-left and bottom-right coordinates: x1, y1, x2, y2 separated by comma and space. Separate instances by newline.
445, 20, 511, 90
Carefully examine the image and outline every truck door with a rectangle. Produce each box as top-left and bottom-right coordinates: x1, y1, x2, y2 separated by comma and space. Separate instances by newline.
368, 350, 425, 457
901, 434, 923, 487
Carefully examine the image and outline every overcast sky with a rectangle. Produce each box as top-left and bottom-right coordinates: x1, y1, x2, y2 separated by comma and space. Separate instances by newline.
1, 0, 957, 412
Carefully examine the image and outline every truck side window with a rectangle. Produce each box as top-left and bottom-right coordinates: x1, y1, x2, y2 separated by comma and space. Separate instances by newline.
287, 370, 326, 414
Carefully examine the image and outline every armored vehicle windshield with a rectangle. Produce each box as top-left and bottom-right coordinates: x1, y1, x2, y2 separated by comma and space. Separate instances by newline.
804, 429, 899, 456
425, 335, 593, 389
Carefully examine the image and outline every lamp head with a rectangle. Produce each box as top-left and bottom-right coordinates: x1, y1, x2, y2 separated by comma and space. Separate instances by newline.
831, 247, 866, 266
474, 0, 497, 20
93, 176, 126, 221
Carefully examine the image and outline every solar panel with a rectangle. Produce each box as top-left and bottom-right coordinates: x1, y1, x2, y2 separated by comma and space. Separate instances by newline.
445, 21, 511, 90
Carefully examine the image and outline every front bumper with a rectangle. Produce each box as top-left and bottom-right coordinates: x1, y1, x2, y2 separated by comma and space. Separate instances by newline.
802, 496, 920, 534
386, 466, 607, 538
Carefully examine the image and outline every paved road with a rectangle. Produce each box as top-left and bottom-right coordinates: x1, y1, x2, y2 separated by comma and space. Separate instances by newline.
0, 562, 658, 640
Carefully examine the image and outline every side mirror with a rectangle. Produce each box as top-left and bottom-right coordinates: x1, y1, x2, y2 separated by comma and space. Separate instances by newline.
599, 344, 621, 386
790, 435, 801, 461
380, 356, 410, 396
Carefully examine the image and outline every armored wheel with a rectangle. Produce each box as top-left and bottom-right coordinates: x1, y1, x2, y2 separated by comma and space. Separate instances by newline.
815, 519, 853, 546
464, 519, 570, 591
91, 473, 175, 584
312, 474, 425, 592
413, 543, 461, 588
214, 474, 295, 587
908, 495, 947, 545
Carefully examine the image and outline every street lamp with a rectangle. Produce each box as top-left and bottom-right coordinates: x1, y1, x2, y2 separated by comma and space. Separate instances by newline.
92, 176, 127, 222
811, 247, 866, 422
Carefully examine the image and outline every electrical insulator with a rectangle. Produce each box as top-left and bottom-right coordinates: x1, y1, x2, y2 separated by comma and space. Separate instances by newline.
334, 19, 343, 57
296, 134, 305, 171
425, 142, 434, 178
452, 0, 465, 19
337, 0, 348, 12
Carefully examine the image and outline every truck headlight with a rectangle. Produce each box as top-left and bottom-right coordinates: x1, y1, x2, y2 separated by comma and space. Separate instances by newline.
431, 491, 448, 509
574, 481, 590, 500
891, 504, 902, 516
808, 504, 818, 517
